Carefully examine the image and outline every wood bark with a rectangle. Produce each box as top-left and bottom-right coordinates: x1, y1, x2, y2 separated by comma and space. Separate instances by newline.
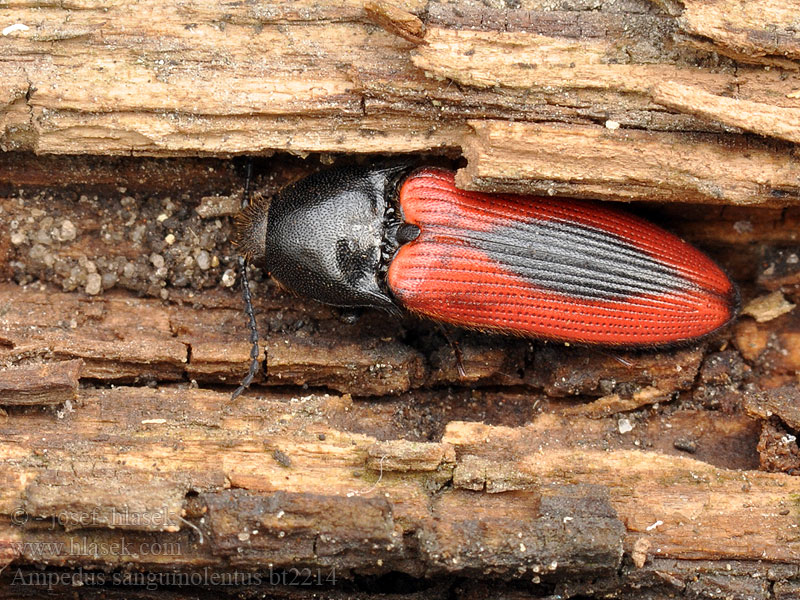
0, 0, 799, 599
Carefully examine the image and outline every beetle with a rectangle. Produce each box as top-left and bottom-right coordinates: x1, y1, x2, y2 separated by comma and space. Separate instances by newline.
232, 163, 739, 394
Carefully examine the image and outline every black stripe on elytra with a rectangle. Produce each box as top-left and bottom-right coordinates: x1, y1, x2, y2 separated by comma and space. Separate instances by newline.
428, 218, 701, 303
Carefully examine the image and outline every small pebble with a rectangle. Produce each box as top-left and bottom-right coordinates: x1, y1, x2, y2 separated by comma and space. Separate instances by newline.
618, 418, 634, 434
101, 272, 118, 289
59, 220, 77, 241
131, 224, 146, 244
673, 438, 698, 454
150, 253, 165, 269
85, 273, 102, 295
29, 244, 47, 260
221, 269, 236, 287
34, 229, 51, 245
196, 250, 211, 271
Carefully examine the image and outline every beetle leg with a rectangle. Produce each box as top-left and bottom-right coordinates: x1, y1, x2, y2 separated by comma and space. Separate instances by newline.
436, 323, 467, 378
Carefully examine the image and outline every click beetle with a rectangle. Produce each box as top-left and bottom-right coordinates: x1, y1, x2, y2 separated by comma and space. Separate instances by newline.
232, 163, 739, 394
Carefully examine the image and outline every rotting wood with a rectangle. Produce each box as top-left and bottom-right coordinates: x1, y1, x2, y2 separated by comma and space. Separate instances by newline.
0, 359, 82, 406
744, 387, 800, 476
1, 0, 800, 597
653, 0, 800, 65
0, 386, 793, 595
745, 386, 800, 431
0, 0, 799, 207
743, 385, 800, 473
0, 153, 239, 194
364, 0, 426, 44
0, 144, 797, 597
0, 282, 726, 398
366, 439, 455, 473
759, 247, 800, 293
459, 121, 800, 206
734, 310, 800, 388
2, 153, 797, 305
741, 291, 797, 323
651, 81, 800, 144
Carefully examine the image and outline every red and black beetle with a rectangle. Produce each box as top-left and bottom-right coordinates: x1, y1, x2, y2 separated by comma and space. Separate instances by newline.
233, 163, 739, 393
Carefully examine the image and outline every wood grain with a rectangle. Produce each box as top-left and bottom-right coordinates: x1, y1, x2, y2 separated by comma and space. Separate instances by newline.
1, 0, 799, 206
659, 0, 800, 64
652, 81, 800, 144
460, 121, 800, 205
0, 360, 82, 406
0, 387, 792, 582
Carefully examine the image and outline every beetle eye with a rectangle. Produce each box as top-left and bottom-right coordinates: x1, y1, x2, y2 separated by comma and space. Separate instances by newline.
396, 223, 421, 244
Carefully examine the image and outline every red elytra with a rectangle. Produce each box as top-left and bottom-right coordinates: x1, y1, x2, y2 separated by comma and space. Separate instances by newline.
386, 168, 738, 346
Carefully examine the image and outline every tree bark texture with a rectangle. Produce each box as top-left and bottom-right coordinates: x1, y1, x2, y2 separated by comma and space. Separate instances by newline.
0, 0, 800, 599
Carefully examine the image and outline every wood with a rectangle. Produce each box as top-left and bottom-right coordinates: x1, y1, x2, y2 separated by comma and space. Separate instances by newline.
652, 81, 800, 144
0, 388, 789, 587
1, 0, 799, 206
1, 0, 800, 597
460, 121, 800, 205
655, 0, 800, 65
0, 282, 717, 397
0, 360, 82, 406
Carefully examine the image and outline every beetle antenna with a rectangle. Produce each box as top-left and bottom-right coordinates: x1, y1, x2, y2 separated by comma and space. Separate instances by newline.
231, 159, 262, 400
